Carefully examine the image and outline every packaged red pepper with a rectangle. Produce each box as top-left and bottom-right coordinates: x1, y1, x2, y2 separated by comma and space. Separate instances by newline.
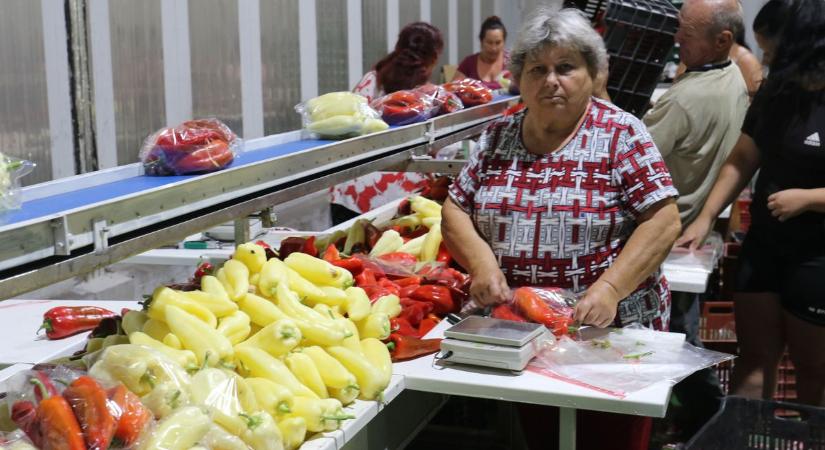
370, 90, 438, 125
491, 304, 527, 322
63, 376, 117, 450
512, 287, 578, 336
140, 118, 240, 176
413, 84, 464, 116
442, 79, 494, 107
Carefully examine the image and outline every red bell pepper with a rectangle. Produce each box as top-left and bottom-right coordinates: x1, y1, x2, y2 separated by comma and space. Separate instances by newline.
417, 314, 441, 337
409, 285, 455, 315
395, 276, 422, 287
12, 400, 41, 447
387, 334, 442, 361
63, 376, 117, 450
38, 394, 85, 450
390, 317, 419, 337
323, 244, 340, 262
435, 243, 452, 265
330, 258, 364, 276
172, 139, 233, 174
378, 278, 401, 296
361, 285, 395, 302
108, 384, 152, 447
193, 261, 214, 280
492, 304, 527, 322
301, 236, 318, 258
398, 299, 433, 327
399, 284, 420, 299
39, 306, 117, 340
378, 252, 418, 266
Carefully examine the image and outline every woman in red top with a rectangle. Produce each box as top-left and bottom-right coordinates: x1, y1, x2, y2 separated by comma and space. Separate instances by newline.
453, 16, 512, 91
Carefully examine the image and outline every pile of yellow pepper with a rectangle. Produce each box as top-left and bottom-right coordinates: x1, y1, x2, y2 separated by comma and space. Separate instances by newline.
96, 243, 403, 450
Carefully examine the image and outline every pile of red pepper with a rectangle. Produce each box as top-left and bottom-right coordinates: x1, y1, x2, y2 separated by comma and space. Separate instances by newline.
12, 371, 151, 449
141, 118, 237, 176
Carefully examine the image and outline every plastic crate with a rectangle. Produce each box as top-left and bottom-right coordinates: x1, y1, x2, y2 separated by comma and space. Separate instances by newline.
686, 397, 825, 450
602, 0, 679, 116
564, 0, 609, 21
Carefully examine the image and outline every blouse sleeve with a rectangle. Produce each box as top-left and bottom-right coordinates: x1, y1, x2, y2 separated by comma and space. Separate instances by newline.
352, 71, 378, 103
448, 125, 492, 213
613, 116, 680, 217
457, 54, 477, 79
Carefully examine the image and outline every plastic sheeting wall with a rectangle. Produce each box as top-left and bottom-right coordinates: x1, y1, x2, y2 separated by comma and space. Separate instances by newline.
361, 0, 387, 74
0, 1, 53, 185
109, 0, 166, 166
431, 1, 450, 82
399, 0, 421, 28
189, 0, 243, 137
317, 0, 350, 94
458, 0, 475, 64
261, 0, 302, 134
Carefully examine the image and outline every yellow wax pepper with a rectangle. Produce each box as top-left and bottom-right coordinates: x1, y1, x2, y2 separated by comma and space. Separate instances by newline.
146, 287, 218, 328
138, 406, 210, 450
284, 351, 328, 398
356, 312, 392, 340
338, 318, 363, 354
177, 289, 238, 317
244, 377, 294, 416
284, 252, 353, 288
361, 337, 393, 389
217, 311, 252, 345
276, 417, 307, 450
420, 222, 443, 262
233, 242, 268, 274
127, 331, 197, 368
325, 346, 386, 400
202, 424, 248, 450
162, 333, 183, 350
410, 195, 442, 218
201, 274, 233, 303
313, 286, 348, 307
142, 318, 172, 341
165, 305, 234, 366
121, 309, 149, 335
371, 294, 402, 318
238, 318, 302, 357
369, 229, 404, 257
222, 259, 251, 301
237, 293, 288, 327
234, 345, 318, 398
288, 397, 353, 433
276, 283, 346, 347
238, 411, 284, 450
397, 234, 426, 257
343, 287, 371, 321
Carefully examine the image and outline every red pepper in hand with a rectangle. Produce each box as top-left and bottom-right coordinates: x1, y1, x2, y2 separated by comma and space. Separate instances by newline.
398, 299, 434, 327
108, 384, 152, 447
387, 334, 442, 361
390, 317, 419, 337
410, 285, 455, 315
39, 306, 117, 340
417, 314, 441, 337
492, 304, 527, 322
34, 379, 85, 450
12, 400, 41, 447
63, 376, 117, 450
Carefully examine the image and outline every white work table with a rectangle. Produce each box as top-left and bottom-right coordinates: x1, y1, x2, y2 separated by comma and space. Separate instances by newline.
394, 321, 673, 449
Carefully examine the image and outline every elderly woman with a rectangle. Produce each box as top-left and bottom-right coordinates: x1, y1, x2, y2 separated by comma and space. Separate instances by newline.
443, 8, 681, 447
443, 7, 681, 330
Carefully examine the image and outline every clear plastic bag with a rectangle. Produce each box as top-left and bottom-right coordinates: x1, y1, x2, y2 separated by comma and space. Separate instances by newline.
529, 324, 735, 398
413, 84, 464, 116
370, 90, 439, 126
140, 118, 241, 176
295, 92, 388, 139
0, 430, 38, 450
491, 287, 578, 337
0, 153, 34, 214
442, 78, 494, 107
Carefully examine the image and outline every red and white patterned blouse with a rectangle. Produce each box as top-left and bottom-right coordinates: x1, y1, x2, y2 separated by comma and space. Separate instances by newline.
449, 98, 679, 330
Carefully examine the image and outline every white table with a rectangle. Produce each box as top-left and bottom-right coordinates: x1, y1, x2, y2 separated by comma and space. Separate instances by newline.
394, 321, 673, 449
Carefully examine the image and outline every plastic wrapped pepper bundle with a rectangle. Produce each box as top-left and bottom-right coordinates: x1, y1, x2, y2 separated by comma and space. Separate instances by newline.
295, 92, 388, 139
140, 118, 241, 176
442, 78, 494, 107
0, 152, 34, 216
492, 287, 579, 337
370, 90, 439, 126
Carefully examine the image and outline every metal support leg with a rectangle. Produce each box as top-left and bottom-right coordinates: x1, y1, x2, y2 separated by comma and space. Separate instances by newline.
559, 407, 576, 450
234, 217, 250, 244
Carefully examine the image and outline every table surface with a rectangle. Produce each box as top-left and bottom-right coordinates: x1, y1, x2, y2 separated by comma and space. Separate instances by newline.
393, 321, 674, 418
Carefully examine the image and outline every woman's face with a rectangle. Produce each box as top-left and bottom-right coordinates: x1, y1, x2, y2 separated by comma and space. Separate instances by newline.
519, 45, 594, 121
481, 29, 505, 59
755, 32, 776, 67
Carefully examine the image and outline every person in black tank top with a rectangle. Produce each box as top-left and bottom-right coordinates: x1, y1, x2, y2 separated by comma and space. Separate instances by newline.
678, 0, 825, 407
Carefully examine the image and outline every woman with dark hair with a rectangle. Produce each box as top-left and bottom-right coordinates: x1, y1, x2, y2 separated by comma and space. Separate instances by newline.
332, 23, 444, 224
352, 22, 444, 102
679, 0, 825, 406
452, 16, 511, 90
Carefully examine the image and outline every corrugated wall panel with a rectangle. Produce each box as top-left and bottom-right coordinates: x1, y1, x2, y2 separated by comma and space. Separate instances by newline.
458, 0, 474, 63
317, 0, 349, 94
361, 0, 387, 73
399, 0, 420, 27
260, 0, 301, 133
0, 0, 52, 185
481, 0, 495, 20
189, 0, 243, 136
431, 0, 449, 82
110, 0, 166, 165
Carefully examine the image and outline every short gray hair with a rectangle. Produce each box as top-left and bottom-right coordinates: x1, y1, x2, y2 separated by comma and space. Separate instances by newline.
706, 0, 744, 40
509, 6, 609, 81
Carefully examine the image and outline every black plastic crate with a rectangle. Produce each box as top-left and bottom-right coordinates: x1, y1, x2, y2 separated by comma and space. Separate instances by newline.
602, 0, 679, 116
686, 397, 825, 450
564, 0, 609, 21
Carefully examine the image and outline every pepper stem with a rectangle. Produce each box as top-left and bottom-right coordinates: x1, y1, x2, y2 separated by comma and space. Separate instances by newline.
277, 402, 291, 414
37, 319, 53, 335
386, 342, 396, 352
29, 378, 50, 400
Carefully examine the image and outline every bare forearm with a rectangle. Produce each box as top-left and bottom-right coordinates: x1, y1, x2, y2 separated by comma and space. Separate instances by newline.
441, 198, 499, 276
805, 188, 825, 213
599, 201, 681, 299
697, 134, 761, 222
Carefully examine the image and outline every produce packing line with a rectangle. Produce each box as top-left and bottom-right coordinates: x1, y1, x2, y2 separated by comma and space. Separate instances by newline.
0, 95, 517, 300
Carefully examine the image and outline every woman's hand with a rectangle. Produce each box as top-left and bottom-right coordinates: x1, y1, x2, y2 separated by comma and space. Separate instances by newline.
675, 215, 712, 251
574, 280, 621, 328
469, 264, 511, 307
768, 189, 810, 222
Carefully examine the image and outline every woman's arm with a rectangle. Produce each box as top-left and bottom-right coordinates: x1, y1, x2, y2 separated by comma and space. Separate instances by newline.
677, 133, 761, 249
575, 199, 681, 327
442, 197, 511, 306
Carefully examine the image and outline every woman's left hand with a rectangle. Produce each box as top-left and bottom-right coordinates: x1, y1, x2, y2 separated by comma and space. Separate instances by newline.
574, 280, 622, 328
767, 189, 810, 222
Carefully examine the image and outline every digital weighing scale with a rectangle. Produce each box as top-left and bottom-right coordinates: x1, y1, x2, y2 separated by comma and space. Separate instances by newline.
439, 316, 553, 371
